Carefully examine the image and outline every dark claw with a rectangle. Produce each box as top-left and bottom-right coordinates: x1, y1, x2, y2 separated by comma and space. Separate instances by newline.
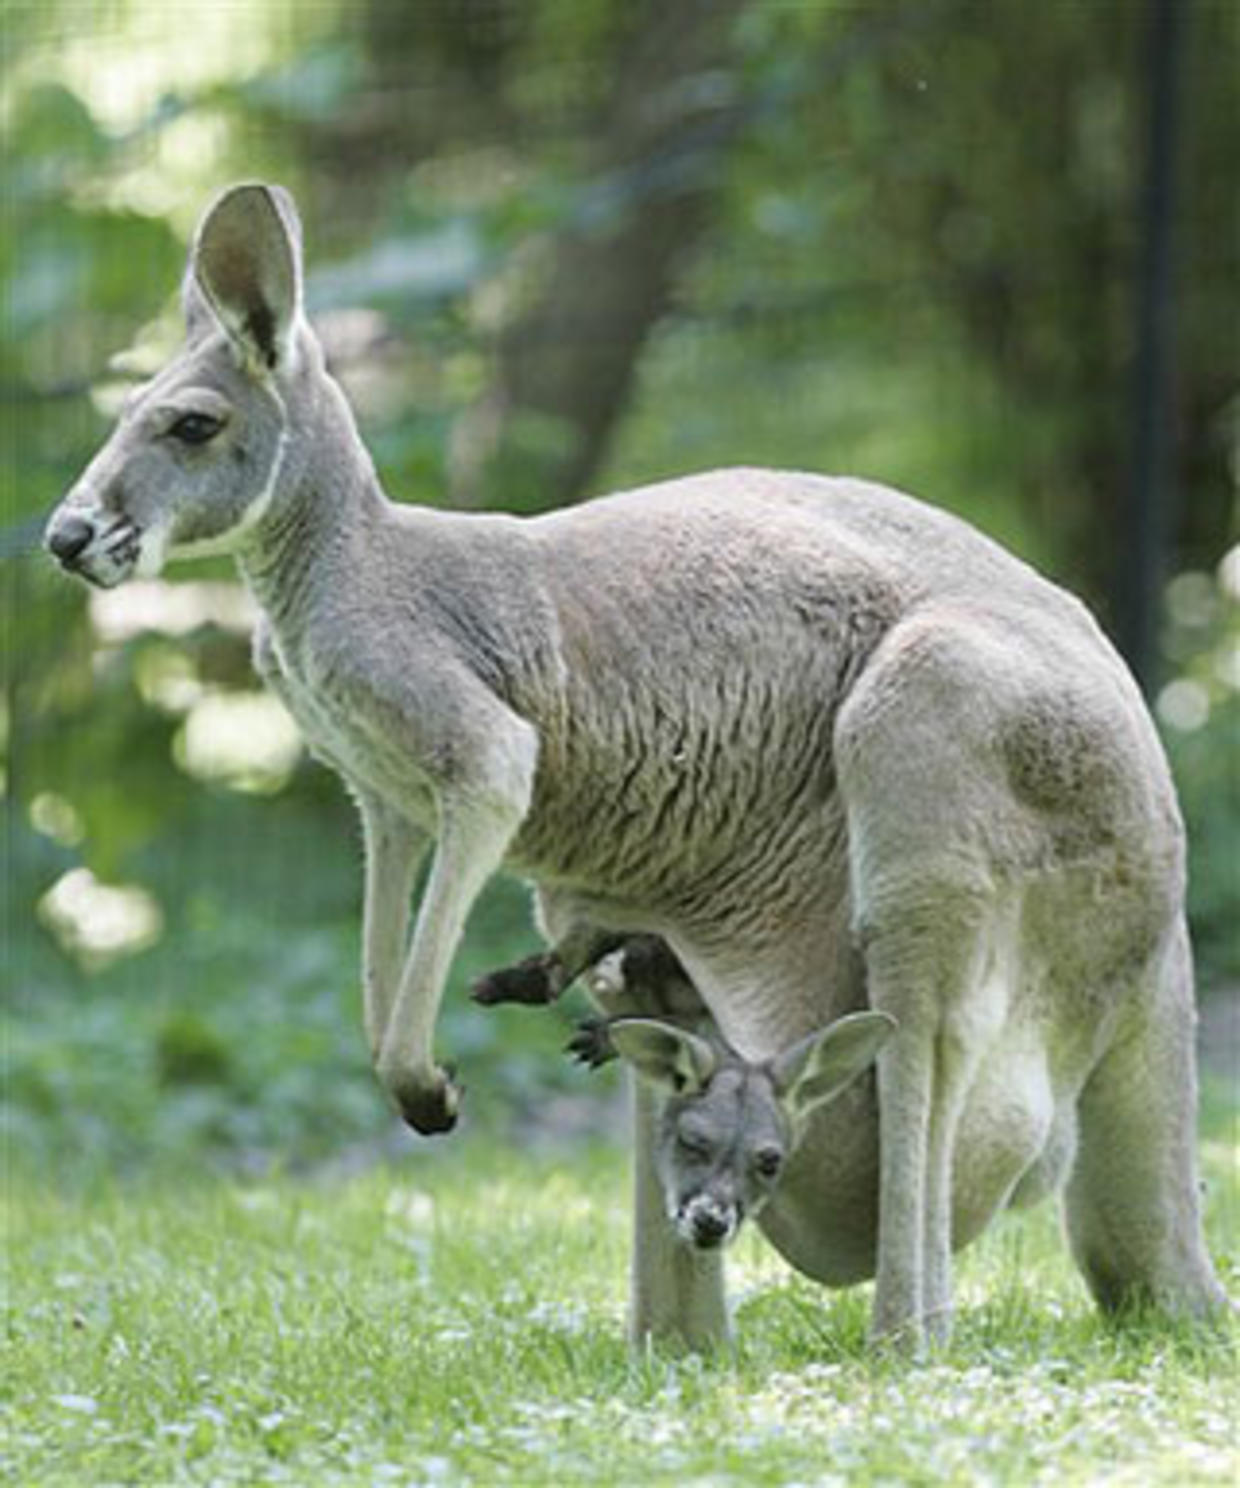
566, 1016, 617, 1070
471, 953, 564, 1007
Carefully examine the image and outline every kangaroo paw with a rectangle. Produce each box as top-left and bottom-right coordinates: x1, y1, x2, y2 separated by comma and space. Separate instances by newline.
391, 1066, 463, 1136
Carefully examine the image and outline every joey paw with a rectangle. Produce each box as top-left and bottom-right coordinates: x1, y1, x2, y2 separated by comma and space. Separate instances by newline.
565, 1016, 616, 1069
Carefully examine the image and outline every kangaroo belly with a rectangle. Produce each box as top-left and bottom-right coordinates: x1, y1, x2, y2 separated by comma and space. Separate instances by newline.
756, 1090, 881, 1286
756, 1051, 1062, 1286
268, 646, 438, 829
949, 1052, 1060, 1244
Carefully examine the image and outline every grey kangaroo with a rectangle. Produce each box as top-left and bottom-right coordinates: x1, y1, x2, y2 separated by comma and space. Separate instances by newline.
45, 182, 1228, 1351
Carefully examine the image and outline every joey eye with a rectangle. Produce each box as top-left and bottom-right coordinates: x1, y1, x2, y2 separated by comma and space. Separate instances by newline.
169, 412, 223, 445
753, 1147, 783, 1179
677, 1131, 712, 1161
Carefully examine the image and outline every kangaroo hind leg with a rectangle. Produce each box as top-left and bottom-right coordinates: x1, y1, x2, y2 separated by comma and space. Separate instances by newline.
861, 885, 1003, 1350
837, 612, 1025, 1350
1065, 921, 1229, 1322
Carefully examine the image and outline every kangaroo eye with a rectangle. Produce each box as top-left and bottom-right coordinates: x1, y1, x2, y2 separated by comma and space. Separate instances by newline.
169, 412, 223, 445
677, 1130, 712, 1160
753, 1147, 783, 1178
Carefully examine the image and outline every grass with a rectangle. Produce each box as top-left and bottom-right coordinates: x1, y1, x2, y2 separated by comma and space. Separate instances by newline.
4, 1086, 1238, 1487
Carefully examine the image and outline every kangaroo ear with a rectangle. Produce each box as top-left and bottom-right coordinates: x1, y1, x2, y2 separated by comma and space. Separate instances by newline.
607, 1018, 718, 1096
180, 269, 217, 347
770, 1012, 896, 1121
191, 183, 303, 373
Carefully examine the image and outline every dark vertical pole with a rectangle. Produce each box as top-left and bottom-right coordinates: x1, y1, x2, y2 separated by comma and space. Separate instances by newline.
1124, 0, 1188, 694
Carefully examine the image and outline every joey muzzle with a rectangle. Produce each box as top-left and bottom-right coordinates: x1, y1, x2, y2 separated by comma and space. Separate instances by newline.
679, 1195, 740, 1250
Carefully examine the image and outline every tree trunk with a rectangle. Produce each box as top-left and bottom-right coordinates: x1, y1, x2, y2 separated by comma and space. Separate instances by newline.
450, 0, 750, 510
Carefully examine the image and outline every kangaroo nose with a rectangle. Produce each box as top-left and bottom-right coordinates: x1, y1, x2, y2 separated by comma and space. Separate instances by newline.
48, 515, 95, 565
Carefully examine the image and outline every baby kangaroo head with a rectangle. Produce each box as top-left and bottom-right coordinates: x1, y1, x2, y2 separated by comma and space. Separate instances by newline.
46, 183, 313, 588
610, 1011, 896, 1252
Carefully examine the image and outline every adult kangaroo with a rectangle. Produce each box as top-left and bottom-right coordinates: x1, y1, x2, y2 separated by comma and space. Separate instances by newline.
46, 183, 1228, 1351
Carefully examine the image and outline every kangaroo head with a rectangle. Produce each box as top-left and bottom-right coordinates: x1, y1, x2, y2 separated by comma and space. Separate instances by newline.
45, 183, 316, 588
610, 1011, 895, 1250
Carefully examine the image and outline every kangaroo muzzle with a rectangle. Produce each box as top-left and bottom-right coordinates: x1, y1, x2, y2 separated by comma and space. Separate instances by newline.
46, 514, 95, 566
45, 505, 144, 589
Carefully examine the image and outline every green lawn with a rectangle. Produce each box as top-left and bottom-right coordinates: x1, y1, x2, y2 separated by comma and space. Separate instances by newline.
5, 1086, 1237, 1487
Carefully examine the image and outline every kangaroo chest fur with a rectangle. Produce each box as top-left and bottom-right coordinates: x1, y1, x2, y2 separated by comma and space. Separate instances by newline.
259, 622, 440, 828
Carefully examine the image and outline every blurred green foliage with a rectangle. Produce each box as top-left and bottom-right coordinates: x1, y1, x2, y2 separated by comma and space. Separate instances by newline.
2, 0, 1236, 1176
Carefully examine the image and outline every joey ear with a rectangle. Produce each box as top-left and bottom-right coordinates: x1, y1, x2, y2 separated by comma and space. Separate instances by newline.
770, 1011, 897, 1121
607, 1018, 718, 1096
191, 183, 304, 373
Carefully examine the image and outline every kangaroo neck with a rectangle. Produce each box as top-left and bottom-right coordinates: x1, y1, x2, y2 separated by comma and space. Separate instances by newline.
235, 371, 387, 633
